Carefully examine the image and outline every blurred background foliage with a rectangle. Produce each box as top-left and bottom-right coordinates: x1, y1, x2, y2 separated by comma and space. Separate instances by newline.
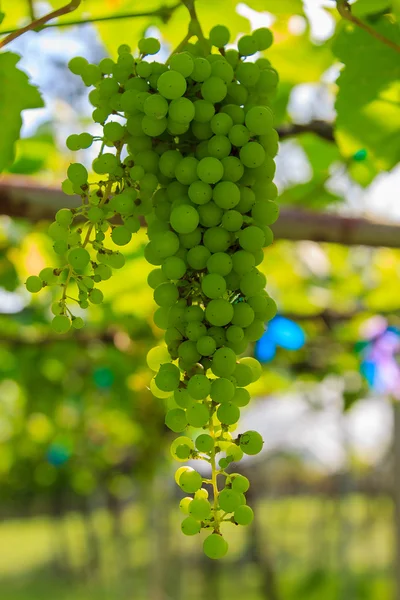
0, 0, 400, 599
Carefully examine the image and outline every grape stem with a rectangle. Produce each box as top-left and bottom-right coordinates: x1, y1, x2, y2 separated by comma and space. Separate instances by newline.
0, 0, 82, 48
209, 416, 220, 533
167, 0, 206, 61
336, 0, 400, 54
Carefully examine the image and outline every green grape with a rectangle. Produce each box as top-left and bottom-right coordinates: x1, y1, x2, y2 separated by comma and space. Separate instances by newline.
187, 374, 211, 400
179, 497, 192, 514
154, 282, 179, 307
208, 135, 232, 159
196, 335, 217, 356
237, 34, 258, 56
235, 62, 260, 87
209, 25, 230, 47
228, 124, 250, 147
245, 106, 273, 135
189, 498, 212, 520
67, 247, 90, 271
203, 227, 230, 253
203, 534, 228, 559
221, 156, 244, 182
226, 325, 244, 343
232, 302, 255, 328
138, 37, 161, 55
239, 430, 264, 455
193, 99, 215, 123
234, 504, 254, 525
205, 299, 234, 327
175, 156, 199, 185
198, 202, 223, 227
218, 488, 242, 512
211, 346, 237, 377
157, 70, 187, 99
142, 116, 167, 136
66, 134, 80, 151
171, 436, 195, 461
197, 156, 224, 183
178, 468, 203, 493
191, 57, 212, 82
67, 163, 88, 185
68, 56, 88, 75
201, 76, 227, 103
217, 402, 240, 425
170, 205, 199, 234
178, 340, 201, 365
170, 52, 194, 77
222, 210, 243, 232
206, 252, 232, 276
39, 267, 58, 285
239, 226, 265, 252
240, 269, 266, 297
174, 387, 191, 408
71, 317, 85, 329
111, 226, 132, 246
196, 434, 214, 452
185, 321, 207, 341
155, 363, 181, 391
253, 27, 273, 50
186, 402, 210, 427
188, 180, 213, 205
210, 378, 235, 403
230, 474, 250, 493
181, 516, 201, 536
162, 256, 187, 280
165, 408, 188, 432
26, 275, 43, 293
211, 113, 233, 135
240, 142, 266, 168
201, 273, 226, 299
233, 363, 253, 387
104, 121, 125, 141
212, 60, 234, 85
213, 181, 240, 209
89, 288, 103, 304
52, 315, 71, 334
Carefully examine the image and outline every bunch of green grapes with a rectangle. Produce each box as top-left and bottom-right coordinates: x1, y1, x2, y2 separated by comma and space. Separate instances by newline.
26, 24, 279, 559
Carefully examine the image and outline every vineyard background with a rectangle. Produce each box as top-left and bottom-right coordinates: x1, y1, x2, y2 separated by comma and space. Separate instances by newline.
1, 0, 400, 599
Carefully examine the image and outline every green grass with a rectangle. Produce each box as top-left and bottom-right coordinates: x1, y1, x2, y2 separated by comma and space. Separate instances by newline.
0, 494, 395, 600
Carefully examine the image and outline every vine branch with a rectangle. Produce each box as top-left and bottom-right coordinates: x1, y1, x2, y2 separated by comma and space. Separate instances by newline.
336, 0, 400, 54
0, 0, 82, 48
0, 3, 181, 36
277, 120, 335, 142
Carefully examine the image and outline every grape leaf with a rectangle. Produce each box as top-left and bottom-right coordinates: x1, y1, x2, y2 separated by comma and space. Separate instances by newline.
332, 18, 400, 183
246, 0, 304, 14
0, 52, 44, 173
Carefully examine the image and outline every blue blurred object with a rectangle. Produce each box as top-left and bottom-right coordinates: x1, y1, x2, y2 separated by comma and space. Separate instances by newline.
47, 444, 70, 467
255, 316, 306, 363
267, 316, 306, 351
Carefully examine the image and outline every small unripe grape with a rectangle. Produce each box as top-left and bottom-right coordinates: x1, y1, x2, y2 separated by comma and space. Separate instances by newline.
181, 516, 201, 536
239, 430, 264, 455
68, 247, 90, 271
26, 275, 43, 293
209, 25, 230, 47
89, 288, 104, 304
178, 469, 203, 493
52, 315, 71, 334
72, 317, 85, 329
203, 534, 228, 559
234, 505, 254, 525
196, 434, 214, 453
189, 498, 212, 520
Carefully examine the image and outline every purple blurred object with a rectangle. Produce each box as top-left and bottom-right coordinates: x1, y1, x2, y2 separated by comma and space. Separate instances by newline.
359, 317, 400, 399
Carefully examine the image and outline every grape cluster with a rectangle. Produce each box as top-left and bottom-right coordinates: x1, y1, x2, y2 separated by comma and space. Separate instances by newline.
25, 23, 279, 558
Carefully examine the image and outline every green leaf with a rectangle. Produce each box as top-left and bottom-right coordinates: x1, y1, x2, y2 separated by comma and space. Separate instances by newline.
0, 52, 44, 173
246, 0, 304, 14
332, 18, 400, 183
